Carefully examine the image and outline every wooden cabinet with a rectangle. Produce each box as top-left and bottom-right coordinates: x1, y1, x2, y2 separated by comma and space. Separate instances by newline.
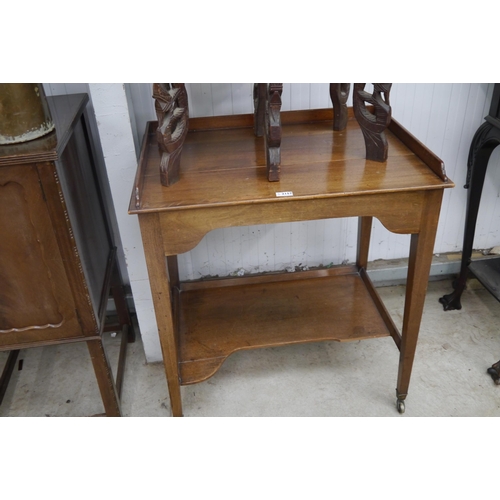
131, 107, 454, 416
0, 93, 134, 416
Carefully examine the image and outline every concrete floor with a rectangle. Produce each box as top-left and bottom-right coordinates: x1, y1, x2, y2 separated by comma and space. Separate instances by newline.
2, 278, 500, 417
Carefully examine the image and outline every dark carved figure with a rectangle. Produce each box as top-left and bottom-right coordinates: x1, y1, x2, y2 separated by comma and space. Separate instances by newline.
353, 83, 392, 162
266, 83, 283, 182
254, 83, 393, 178
330, 83, 351, 131
253, 83, 267, 137
253, 83, 283, 181
153, 83, 189, 187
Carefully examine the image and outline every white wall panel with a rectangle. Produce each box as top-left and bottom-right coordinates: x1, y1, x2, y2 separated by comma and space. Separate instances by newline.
186, 83, 214, 117
86, 84, 162, 362
41, 82, 500, 362
230, 83, 253, 115
46, 83, 500, 280
125, 83, 500, 282
290, 83, 311, 110
124, 83, 155, 157
211, 82, 233, 116
310, 83, 331, 109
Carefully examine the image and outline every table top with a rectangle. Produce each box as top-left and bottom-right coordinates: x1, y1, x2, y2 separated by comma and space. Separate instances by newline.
130, 108, 453, 215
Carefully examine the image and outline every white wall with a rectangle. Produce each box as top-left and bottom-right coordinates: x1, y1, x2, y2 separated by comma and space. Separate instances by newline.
128, 83, 500, 282
42, 83, 158, 360
44, 83, 500, 363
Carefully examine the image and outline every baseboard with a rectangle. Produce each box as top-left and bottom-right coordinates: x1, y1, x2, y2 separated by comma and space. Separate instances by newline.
107, 252, 494, 315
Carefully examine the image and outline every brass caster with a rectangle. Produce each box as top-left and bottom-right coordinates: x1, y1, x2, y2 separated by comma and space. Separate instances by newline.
396, 399, 405, 414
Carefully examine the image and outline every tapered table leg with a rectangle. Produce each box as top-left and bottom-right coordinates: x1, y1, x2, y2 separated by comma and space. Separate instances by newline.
139, 212, 183, 417
0, 350, 20, 406
356, 216, 373, 270
87, 339, 122, 417
110, 260, 135, 343
396, 190, 443, 413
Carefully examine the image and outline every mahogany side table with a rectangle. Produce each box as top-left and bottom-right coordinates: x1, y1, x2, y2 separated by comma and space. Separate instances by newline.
131, 107, 453, 416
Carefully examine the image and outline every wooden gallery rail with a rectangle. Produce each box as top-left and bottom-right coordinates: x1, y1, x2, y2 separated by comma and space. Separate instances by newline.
130, 83, 454, 416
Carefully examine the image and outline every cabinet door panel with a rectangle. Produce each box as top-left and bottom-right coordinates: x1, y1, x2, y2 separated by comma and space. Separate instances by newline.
56, 117, 111, 319
0, 165, 83, 348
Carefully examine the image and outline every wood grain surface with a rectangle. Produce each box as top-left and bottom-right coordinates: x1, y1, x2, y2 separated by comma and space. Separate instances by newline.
178, 270, 391, 384
131, 109, 451, 214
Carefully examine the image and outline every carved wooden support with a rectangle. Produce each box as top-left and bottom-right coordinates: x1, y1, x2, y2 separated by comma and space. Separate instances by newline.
265, 83, 283, 182
353, 83, 392, 162
153, 83, 189, 187
330, 83, 351, 131
253, 83, 283, 181
253, 83, 267, 137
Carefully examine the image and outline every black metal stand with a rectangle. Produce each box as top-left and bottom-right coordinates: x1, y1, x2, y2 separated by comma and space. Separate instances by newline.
439, 84, 500, 383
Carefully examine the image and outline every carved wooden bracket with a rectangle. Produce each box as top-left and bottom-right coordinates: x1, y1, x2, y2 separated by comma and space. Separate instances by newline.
151, 83, 393, 188
253, 83, 283, 181
330, 83, 351, 131
353, 83, 392, 162
253, 83, 266, 137
266, 84, 283, 182
153, 83, 189, 187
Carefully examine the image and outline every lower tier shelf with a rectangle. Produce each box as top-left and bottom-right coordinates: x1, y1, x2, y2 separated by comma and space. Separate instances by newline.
177, 267, 399, 385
